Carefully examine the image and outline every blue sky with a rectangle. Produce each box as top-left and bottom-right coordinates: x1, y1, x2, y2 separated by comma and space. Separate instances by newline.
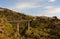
0, 0, 60, 18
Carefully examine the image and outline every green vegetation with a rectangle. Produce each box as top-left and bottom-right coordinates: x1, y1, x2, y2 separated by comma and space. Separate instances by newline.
0, 8, 60, 39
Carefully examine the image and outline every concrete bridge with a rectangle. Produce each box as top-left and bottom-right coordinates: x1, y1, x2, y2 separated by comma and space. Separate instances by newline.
8, 20, 31, 32
8, 20, 32, 39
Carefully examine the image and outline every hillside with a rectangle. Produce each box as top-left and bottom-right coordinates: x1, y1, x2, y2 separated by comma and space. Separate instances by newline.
0, 15, 13, 39
0, 7, 60, 39
0, 8, 34, 21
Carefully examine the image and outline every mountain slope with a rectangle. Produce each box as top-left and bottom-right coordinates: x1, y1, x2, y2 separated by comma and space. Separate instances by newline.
0, 15, 13, 39
0, 8, 34, 21
0, 8, 60, 39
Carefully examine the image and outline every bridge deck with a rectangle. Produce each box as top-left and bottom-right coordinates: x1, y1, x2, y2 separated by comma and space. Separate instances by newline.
8, 20, 30, 23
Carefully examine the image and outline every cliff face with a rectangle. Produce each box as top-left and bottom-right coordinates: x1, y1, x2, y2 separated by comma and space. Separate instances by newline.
0, 8, 60, 39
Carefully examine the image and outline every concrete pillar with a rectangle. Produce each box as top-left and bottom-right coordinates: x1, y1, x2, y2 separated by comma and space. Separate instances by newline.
28, 20, 31, 31
17, 23, 19, 32
17, 23, 20, 39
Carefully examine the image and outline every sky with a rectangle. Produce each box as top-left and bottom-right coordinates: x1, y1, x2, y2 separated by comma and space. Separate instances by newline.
0, 0, 60, 18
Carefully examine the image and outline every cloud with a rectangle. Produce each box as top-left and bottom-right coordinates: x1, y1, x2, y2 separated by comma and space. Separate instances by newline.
9, 0, 47, 10
48, 0, 56, 2
18, 0, 43, 3
46, 7, 60, 14
44, 6, 53, 9
15, 3, 41, 10
7, 0, 60, 18
14, 0, 44, 10
41, 6, 60, 17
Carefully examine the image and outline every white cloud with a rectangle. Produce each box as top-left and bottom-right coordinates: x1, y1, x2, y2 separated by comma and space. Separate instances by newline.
48, 0, 56, 2
9, 0, 46, 10
15, 3, 41, 10
8, 0, 60, 18
41, 7, 60, 17
46, 7, 60, 14
44, 6, 53, 9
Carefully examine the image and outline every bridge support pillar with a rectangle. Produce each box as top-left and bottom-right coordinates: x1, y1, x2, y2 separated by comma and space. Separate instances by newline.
17, 23, 20, 39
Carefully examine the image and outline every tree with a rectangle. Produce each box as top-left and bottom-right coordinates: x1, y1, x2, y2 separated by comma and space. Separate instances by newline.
53, 16, 57, 19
